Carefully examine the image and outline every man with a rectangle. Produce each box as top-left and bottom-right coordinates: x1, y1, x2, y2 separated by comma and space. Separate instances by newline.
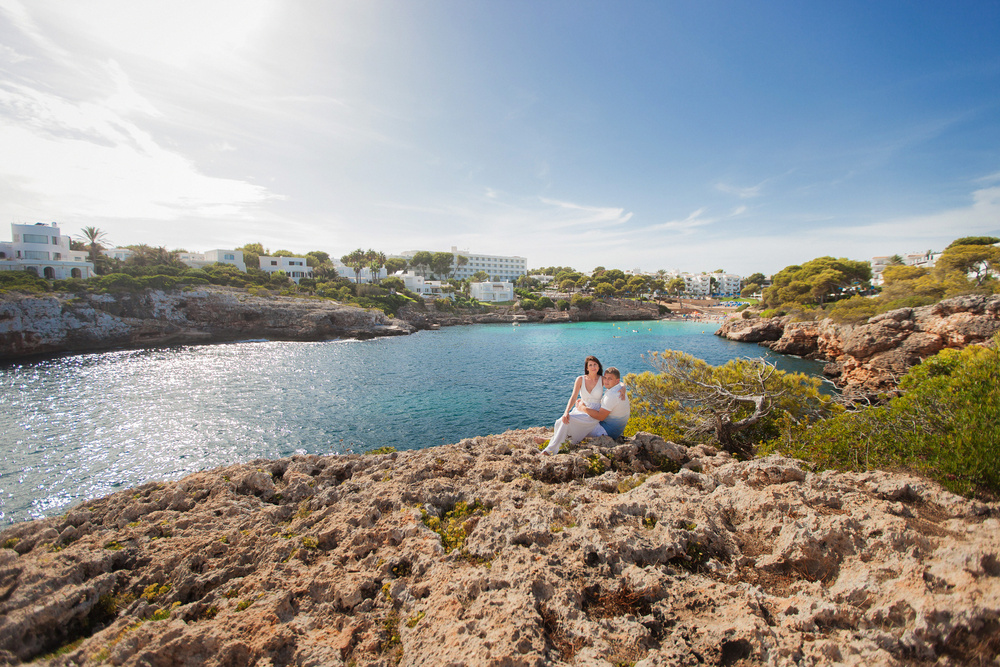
576, 367, 631, 440
540, 367, 630, 455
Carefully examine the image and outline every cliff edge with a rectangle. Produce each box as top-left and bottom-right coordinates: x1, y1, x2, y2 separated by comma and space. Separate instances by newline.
716, 294, 1000, 394
1, 431, 996, 665
0, 287, 414, 361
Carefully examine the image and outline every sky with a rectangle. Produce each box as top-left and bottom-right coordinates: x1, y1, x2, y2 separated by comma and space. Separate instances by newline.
1, 1, 999, 276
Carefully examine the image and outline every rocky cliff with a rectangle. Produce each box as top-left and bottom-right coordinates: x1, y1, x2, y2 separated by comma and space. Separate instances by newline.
716, 295, 1000, 395
1, 430, 996, 666
0, 288, 414, 361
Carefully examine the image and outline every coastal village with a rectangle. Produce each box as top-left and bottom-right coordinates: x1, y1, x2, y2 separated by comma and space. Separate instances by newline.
0, 220, 948, 316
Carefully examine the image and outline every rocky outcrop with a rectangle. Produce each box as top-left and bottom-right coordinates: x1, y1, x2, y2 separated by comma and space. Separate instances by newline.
0, 288, 414, 360
1, 430, 997, 666
716, 295, 1000, 394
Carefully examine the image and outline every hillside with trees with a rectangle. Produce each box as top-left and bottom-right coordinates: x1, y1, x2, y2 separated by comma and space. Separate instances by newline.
756, 237, 1000, 323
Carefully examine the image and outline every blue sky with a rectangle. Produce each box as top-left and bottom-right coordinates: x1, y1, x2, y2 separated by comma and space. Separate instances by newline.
1, 1, 998, 276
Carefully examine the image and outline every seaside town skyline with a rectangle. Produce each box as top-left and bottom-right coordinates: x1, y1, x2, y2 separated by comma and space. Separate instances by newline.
2, 1, 999, 276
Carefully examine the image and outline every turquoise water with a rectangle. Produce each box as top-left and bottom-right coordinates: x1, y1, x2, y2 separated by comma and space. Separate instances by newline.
0, 320, 823, 524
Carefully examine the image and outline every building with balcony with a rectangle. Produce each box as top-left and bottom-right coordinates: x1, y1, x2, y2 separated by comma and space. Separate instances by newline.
0, 222, 94, 279
396, 247, 527, 283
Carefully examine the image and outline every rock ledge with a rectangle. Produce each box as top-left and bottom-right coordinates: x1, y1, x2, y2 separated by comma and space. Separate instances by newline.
1, 431, 997, 666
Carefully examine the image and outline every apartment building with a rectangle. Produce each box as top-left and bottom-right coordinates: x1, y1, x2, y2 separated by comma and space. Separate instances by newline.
396, 247, 528, 282
0, 222, 95, 279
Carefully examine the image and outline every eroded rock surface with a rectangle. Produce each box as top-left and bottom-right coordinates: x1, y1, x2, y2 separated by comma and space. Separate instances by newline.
717, 295, 1000, 394
1, 431, 996, 666
0, 288, 414, 360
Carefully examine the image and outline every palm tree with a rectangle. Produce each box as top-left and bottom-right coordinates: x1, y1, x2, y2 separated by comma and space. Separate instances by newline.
341, 249, 368, 284
77, 226, 110, 273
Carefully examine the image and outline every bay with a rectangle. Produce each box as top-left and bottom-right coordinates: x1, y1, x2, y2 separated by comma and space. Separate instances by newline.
0, 320, 823, 524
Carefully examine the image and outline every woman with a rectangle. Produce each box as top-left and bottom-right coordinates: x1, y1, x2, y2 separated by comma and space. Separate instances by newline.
538, 355, 622, 455
561, 355, 605, 423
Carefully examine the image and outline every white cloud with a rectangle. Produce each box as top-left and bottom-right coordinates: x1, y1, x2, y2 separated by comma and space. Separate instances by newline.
715, 182, 762, 198
0, 75, 281, 220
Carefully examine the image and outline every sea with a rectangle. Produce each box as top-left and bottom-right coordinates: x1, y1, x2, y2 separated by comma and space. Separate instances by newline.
0, 320, 825, 525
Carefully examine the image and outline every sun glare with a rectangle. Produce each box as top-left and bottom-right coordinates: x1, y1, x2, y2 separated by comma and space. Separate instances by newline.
45, 0, 276, 68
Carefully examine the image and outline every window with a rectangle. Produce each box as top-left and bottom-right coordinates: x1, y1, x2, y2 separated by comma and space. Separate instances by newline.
53, 253, 61, 260
224, 254, 235, 260
24, 250, 50, 260
271, 260, 278, 266
23, 233, 49, 244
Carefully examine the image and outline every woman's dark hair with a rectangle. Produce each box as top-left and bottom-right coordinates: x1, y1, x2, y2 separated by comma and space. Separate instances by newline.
583, 355, 603, 376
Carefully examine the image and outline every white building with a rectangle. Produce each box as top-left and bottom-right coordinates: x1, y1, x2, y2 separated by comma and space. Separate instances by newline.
178, 249, 246, 272
259, 255, 313, 283
470, 281, 514, 302
102, 247, 135, 262
682, 273, 712, 296
870, 251, 940, 286
397, 247, 528, 283
715, 273, 742, 297
398, 271, 452, 299
0, 222, 95, 279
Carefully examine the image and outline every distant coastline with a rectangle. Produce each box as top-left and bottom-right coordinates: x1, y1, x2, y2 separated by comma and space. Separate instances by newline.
0, 287, 675, 362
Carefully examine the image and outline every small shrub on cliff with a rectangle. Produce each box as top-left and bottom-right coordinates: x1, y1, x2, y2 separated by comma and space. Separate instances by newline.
766, 338, 1000, 498
0, 270, 50, 294
571, 294, 593, 310
626, 350, 834, 458
825, 295, 879, 324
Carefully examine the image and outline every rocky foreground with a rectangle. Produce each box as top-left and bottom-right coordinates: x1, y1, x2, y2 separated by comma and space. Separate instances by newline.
1, 431, 997, 666
716, 294, 1000, 395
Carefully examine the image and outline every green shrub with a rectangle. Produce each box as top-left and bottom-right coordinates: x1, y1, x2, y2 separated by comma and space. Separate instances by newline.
94, 273, 142, 292
767, 339, 1000, 497
825, 295, 879, 324
556, 299, 570, 311
0, 271, 50, 293
626, 350, 834, 456
571, 294, 593, 310
520, 298, 536, 311
535, 296, 555, 309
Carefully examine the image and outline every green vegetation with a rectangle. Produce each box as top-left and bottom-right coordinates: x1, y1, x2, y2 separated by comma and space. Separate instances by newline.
762, 256, 872, 309
420, 500, 490, 553
625, 350, 834, 457
755, 238, 1000, 324
766, 338, 1000, 498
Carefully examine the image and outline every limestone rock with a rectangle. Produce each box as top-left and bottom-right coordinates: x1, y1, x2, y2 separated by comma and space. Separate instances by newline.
717, 295, 1000, 394
0, 287, 414, 360
1, 429, 996, 666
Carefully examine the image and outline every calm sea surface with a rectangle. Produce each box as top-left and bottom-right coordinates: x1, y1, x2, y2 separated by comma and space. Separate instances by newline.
0, 320, 824, 524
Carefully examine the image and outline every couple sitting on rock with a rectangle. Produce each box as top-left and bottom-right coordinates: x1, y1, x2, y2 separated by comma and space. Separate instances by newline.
538, 355, 631, 455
